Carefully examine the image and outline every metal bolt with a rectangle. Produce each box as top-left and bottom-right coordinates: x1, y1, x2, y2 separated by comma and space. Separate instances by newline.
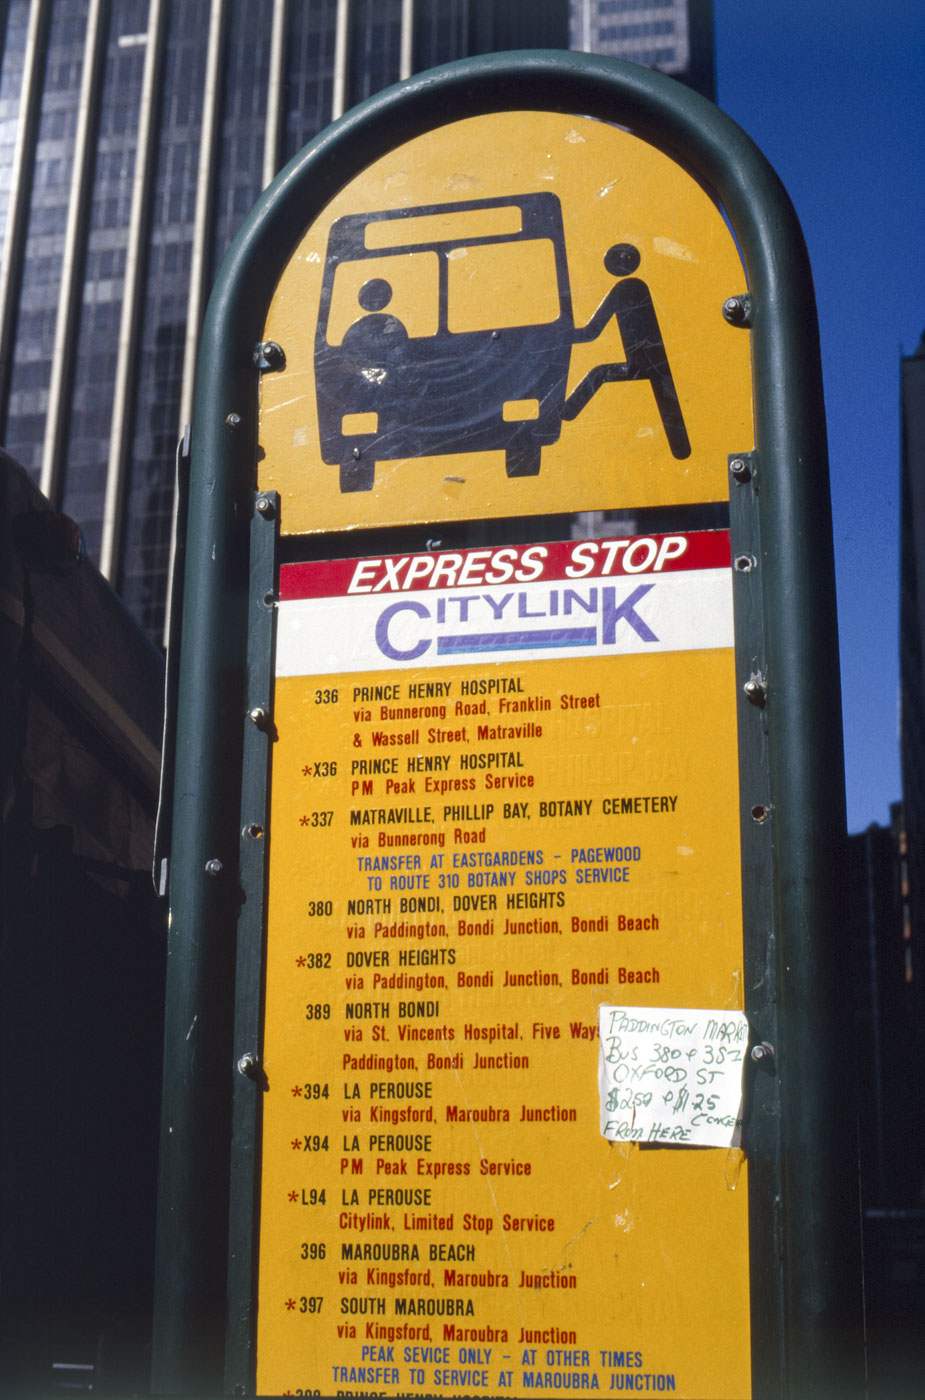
750, 1042, 775, 1063
204, 858, 223, 877
244, 822, 264, 840
237, 1053, 259, 1079
225, 412, 241, 427
743, 675, 767, 706
723, 295, 751, 327
352, 446, 362, 459
249, 706, 269, 728
255, 340, 285, 370
729, 457, 751, 483
255, 495, 274, 518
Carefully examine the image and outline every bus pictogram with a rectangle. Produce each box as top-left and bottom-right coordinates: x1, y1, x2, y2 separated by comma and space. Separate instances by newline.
315, 192, 691, 492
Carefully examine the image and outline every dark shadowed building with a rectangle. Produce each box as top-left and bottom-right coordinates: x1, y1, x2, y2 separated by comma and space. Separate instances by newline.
0, 0, 572, 641
0, 1, 717, 642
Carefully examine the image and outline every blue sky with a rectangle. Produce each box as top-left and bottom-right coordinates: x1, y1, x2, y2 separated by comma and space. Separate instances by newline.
713, 0, 925, 832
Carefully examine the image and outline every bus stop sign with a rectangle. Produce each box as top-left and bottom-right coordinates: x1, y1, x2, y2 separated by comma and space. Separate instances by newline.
152, 53, 863, 1400
259, 109, 750, 528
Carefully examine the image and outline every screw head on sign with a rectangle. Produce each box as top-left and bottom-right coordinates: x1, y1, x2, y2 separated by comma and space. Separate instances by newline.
259, 340, 284, 369
723, 295, 750, 326
743, 678, 766, 705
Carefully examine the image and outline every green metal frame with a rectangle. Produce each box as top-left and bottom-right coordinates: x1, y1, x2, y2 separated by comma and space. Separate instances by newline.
152, 51, 862, 1398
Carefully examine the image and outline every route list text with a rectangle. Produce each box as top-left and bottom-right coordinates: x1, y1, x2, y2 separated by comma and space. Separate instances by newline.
256, 535, 752, 1398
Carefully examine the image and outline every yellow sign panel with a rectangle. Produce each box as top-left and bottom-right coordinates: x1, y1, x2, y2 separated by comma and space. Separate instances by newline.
258, 111, 753, 532
256, 533, 750, 1397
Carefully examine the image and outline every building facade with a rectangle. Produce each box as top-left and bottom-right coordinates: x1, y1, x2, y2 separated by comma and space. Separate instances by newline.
898, 330, 925, 1206
900, 331, 925, 1012
569, 0, 714, 99
0, 0, 713, 642
845, 807, 918, 1207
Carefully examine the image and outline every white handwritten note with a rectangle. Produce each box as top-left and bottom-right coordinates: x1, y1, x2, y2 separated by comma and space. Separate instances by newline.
598, 1006, 749, 1148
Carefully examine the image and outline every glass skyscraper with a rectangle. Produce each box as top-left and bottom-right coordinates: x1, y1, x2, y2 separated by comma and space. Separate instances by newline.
0, 0, 711, 642
570, 0, 714, 100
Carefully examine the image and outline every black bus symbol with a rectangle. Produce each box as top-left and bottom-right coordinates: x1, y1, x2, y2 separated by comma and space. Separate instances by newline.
315, 193, 690, 492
